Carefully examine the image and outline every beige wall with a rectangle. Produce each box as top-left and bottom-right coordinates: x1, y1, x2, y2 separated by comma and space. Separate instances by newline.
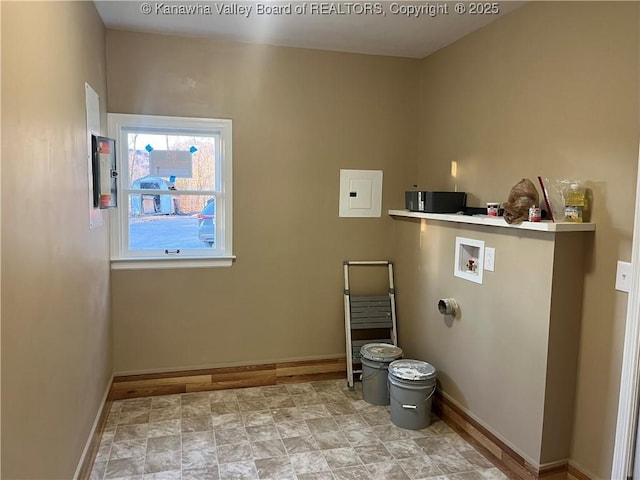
541, 233, 587, 463
1, 2, 111, 479
391, 216, 590, 464
106, 31, 419, 373
392, 219, 555, 462
405, 2, 639, 477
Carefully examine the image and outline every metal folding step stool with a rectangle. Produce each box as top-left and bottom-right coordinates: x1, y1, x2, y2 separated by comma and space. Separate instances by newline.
343, 260, 398, 390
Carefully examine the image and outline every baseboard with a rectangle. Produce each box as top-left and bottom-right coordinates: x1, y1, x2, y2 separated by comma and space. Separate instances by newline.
567, 462, 595, 480
74, 376, 114, 480
113, 353, 346, 377
539, 463, 571, 480
433, 391, 594, 480
111, 357, 347, 400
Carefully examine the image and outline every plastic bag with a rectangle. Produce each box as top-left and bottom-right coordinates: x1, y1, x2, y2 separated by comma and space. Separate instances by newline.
544, 178, 588, 222
538, 177, 563, 222
502, 178, 540, 224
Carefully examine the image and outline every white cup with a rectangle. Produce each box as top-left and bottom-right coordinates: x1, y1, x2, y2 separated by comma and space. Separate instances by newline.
487, 202, 500, 216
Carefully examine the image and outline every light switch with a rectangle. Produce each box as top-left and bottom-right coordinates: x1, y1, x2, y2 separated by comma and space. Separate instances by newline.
339, 169, 383, 217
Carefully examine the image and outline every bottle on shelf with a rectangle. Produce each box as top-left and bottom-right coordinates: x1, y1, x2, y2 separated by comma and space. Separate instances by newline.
564, 183, 586, 223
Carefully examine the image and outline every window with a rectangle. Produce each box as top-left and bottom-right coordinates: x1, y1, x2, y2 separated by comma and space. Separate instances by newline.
108, 114, 233, 269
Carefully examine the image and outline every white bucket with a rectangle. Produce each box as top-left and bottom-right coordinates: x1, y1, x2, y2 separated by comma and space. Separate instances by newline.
360, 343, 403, 406
388, 359, 437, 430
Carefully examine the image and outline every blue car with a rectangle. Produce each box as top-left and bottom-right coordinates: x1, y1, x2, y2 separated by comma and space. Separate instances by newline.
197, 200, 215, 246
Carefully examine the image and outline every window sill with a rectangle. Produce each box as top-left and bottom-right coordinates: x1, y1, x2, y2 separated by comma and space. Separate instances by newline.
111, 256, 235, 270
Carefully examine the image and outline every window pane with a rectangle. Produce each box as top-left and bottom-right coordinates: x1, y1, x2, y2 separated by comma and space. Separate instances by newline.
128, 195, 216, 250
109, 113, 232, 264
127, 133, 215, 190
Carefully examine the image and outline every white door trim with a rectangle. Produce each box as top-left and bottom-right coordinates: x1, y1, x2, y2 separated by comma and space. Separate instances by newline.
612, 145, 640, 479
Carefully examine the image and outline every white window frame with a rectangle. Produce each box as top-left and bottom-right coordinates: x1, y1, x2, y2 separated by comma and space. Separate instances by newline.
108, 113, 233, 269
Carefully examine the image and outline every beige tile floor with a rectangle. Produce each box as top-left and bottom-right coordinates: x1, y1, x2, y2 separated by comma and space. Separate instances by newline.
90, 379, 510, 480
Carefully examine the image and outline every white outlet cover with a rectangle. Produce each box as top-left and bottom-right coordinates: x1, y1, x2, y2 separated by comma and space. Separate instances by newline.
616, 261, 632, 293
484, 247, 495, 272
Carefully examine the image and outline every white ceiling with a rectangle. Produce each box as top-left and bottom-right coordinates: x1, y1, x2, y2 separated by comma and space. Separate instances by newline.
94, 1, 525, 58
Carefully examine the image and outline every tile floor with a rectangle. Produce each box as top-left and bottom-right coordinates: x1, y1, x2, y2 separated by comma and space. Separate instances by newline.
90, 379, 510, 480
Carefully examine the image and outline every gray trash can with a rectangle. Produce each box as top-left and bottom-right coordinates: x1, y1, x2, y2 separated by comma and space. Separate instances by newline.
388, 359, 437, 429
360, 343, 403, 406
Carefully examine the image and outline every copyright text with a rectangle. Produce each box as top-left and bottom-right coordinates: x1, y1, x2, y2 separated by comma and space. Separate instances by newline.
139, 2, 502, 17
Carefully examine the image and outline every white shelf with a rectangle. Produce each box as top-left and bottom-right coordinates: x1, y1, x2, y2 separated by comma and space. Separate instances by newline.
388, 210, 596, 233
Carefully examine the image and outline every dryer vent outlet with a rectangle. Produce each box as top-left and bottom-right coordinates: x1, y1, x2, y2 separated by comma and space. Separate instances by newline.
438, 298, 458, 316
